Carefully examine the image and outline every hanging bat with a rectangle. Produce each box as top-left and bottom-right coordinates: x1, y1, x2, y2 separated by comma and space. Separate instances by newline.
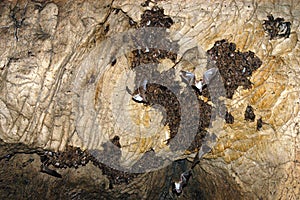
180, 67, 218, 92
172, 170, 192, 194
127, 80, 148, 103
40, 163, 62, 178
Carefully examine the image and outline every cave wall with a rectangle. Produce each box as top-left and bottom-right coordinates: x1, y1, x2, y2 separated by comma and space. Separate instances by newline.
0, 0, 300, 199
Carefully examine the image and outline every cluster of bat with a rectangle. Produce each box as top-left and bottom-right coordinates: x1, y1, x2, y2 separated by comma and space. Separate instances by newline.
131, 67, 218, 104
130, 68, 219, 195
263, 14, 291, 40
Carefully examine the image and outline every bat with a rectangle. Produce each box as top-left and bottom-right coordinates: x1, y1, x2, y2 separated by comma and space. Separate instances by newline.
131, 80, 148, 103
41, 164, 62, 178
180, 68, 218, 92
172, 170, 192, 194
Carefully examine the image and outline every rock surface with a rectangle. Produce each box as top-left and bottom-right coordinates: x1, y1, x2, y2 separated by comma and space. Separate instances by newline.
0, 0, 299, 199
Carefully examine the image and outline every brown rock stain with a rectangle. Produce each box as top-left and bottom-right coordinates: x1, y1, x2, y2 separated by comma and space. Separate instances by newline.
94, 75, 103, 108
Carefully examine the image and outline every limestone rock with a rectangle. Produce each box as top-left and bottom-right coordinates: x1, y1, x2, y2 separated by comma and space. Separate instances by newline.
0, 0, 299, 199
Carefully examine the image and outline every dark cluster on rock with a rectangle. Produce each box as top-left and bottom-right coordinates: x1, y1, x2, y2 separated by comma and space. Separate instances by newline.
39, 145, 137, 185
40, 146, 90, 169
205, 39, 262, 99
140, 6, 174, 28
263, 14, 291, 40
257, 117, 263, 130
134, 83, 181, 141
110, 135, 121, 148
225, 111, 234, 124
129, 6, 178, 69
244, 105, 256, 122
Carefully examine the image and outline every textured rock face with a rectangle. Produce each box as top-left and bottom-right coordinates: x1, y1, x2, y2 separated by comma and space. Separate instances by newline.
0, 0, 299, 199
